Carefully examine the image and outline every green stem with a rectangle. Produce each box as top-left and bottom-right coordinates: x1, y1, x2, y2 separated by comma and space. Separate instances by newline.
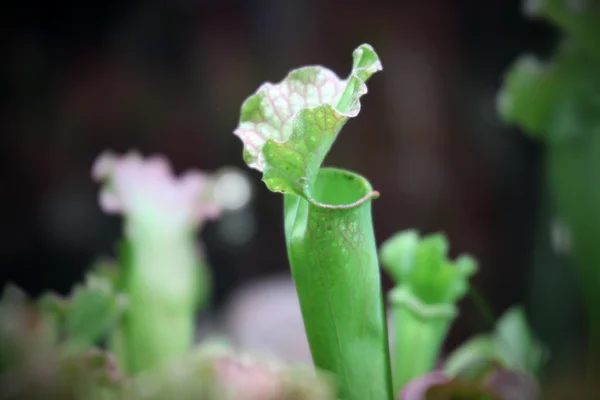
284, 167, 393, 400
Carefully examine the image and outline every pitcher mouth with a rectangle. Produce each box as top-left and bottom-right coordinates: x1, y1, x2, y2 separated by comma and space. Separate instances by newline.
305, 167, 379, 210
389, 286, 457, 320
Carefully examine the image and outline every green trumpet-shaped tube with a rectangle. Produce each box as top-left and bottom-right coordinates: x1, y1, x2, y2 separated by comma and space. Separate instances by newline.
117, 232, 207, 374
284, 167, 391, 400
388, 288, 456, 394
380, 230, 477, 395
233, 44, 393, 399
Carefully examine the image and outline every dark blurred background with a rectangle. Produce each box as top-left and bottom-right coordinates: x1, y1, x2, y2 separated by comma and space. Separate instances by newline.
0, 0, 585, 373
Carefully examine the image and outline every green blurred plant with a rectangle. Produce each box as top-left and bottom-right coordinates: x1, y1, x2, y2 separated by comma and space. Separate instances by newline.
379, 230, 477, 395
396, 306, 544, 399
0, 144, 338, 399
125, 340, 335, 400
444, 306, 547, 380
92, 151, 221, 374
37, 265, 127, 355
0, 284, 336, 400
233, 44, 393, 400
0, 284, 127, 400
498, 0, 600, 376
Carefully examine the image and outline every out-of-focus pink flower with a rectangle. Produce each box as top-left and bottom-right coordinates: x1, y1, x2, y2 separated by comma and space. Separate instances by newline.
92, 150, 221, 233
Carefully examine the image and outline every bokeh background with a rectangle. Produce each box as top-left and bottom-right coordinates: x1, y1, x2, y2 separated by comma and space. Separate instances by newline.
1, 0, 587, 378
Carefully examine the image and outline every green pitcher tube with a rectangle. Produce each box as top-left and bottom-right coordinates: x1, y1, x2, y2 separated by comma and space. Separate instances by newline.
121, 231, 204, 374
379, 230, 477, 396
388, 286, 456, 394
284, 167, 392, 400
92, 151, 220, 374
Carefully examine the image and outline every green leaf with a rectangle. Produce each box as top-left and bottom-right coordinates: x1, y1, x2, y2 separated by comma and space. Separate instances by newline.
0, 286, 128, 400
524, 0, 600, 57
1, 284, 59, 348
89, 257, 123, 290
444, 306, 547, 378
496, 55, 559, 138
63, 272, 127, 352
234, 44, 382, 198
444, 335, 500, 379
380, 230, 478, 305
498, 39, 600, 144
492, 307, 547, 373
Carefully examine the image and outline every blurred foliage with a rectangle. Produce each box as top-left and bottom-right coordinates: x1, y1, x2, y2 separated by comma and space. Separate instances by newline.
380, 230, 477, 305
498, 0, 600, 375
0, 284, 126, 400
0, 282, 335, 400
381, 230, 478, 394
399, 368, 539, 400
445, 306, 547, 379
38, 268, 127, 353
